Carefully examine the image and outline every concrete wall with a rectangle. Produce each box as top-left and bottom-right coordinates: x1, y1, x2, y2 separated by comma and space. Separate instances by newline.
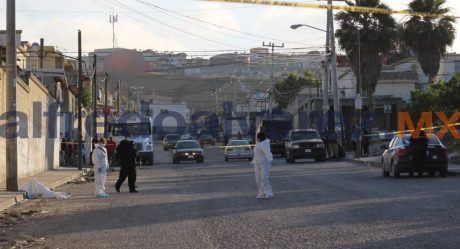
0, 66, 6, 184
375, 81, 416, 102
0, 67, 60, 187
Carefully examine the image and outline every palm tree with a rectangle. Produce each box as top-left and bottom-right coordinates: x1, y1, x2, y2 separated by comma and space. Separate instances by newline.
335, 0, 397, 112
403, 0, 456, 85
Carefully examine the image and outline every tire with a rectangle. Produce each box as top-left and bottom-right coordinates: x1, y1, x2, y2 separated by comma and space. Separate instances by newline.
429, 171, 435, 177
248, 158, 252, 161
440, 165, 448, 177
382, 161, 389, 177
392, 162, 400, 178
409, 171, 414, 177
225, 158, 229, 162
286, 157, 289, 163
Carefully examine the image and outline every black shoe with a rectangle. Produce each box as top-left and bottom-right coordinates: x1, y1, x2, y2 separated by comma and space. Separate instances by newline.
129, 189, 138, 193
115, 185, 120, 193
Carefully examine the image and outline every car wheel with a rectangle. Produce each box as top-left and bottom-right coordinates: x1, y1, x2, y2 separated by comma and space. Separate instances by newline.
409, 171, 414, 177
440, 165, 448, 177
164, 147, 167, 151
225, 158, 229, 162
286, 157, 289, 163
248, 157, 252, 161
382, 161, 389, 177
391, 162, 400, 178
428, 171, 435, 177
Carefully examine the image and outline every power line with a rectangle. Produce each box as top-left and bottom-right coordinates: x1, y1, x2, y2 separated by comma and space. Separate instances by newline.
107, 0, 244, 49
135, 0, 318, 46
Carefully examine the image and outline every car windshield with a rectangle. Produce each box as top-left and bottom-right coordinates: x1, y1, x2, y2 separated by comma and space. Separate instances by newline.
228, 140, 249, 147
112, 123, 151, 136
402, 134, 441, 146
176, 141, 201, 149
291, 131, 320, 141
166, 135, 179, 140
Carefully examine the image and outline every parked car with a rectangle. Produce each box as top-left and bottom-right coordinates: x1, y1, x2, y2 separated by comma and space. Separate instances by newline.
181, 133, 193, 140
199, 134, 216, 146
285, 129, 326, 163
172, 140, 204, 164
163, 134, 180, 151
381, 133, 448, 178
224, 140, 253, 161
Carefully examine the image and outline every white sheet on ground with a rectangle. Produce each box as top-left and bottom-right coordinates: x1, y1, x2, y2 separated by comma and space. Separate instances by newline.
21, 177, 71, 199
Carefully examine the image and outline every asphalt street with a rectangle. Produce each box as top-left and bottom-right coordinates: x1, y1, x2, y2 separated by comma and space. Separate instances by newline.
5, 144, 460, 249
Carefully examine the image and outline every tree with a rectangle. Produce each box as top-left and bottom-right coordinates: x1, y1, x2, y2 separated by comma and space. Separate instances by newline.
403, 0, 456, 84
387, 23, 413, 64
406, 73, 460, 120
273, 70, 319, 109
335, 0, 397, 112
81, 88, 92, 109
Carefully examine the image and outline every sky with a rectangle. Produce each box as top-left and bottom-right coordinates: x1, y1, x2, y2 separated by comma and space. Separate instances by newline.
1, 0, 459, 57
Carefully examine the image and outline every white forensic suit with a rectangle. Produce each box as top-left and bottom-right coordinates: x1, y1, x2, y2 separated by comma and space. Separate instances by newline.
252, 138, 274, 199
92, 143, 110, 198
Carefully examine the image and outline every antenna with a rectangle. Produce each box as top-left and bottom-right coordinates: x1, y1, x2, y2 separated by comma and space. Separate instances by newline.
109, 14, 118, 48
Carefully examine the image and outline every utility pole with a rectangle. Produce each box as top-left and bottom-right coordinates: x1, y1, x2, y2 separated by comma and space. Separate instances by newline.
92, 53, 97, 139
77, 30, 83, 170
327, 0, 340, 136
117, 80, 121, 114
356, 27, 362, 158
39, 38, 44, 69
104, 73, 109, 138
6, 0, 18, 191
109, 14, 118, 48
262, 42, 284, 113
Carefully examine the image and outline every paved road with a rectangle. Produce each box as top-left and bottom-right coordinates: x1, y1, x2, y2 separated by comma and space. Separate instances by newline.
5, 144, 460, 249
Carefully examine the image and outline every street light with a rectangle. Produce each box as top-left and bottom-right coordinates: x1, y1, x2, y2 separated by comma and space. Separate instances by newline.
290, 24, 327, 33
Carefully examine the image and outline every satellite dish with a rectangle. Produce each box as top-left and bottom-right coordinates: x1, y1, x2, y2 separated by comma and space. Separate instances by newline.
103, 48, 145, 80
31, 42, 40, 47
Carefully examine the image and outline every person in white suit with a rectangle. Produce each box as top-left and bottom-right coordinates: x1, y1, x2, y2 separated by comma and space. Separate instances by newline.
251, 132, 274, 199
92, 138, 110, 198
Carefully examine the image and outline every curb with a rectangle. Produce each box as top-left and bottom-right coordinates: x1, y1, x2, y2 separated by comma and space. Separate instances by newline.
0, 192, 26, 212
346, 158, 460, 176
345, 157, 381, 168
47, 170, 85, 190
0, 170, 83, 212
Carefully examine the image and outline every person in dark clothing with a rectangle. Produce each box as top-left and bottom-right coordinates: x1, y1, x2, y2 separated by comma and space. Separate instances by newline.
90, 137, 99, 166
321, 128, 330, 158
362, 130, 370, 157
409, 130, 428, 176
115, 133, 138, 193
60, 133, 66, 166
65, 138, 74, 166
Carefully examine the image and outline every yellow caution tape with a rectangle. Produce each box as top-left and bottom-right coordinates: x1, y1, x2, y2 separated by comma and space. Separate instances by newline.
204, 0, 459, 19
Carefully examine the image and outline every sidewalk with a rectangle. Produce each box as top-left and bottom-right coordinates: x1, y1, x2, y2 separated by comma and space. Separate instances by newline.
0, 168, 83, 211
345, 152, 460, 174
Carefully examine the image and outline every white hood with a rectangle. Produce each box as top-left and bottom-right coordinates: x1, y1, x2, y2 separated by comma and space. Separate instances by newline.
252, 139, 273, 165
92, 144, 109, 169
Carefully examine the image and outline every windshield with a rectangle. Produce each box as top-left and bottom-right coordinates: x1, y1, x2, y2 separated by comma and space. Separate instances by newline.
165, 134, 180, 140
291, 131, 321, 141
402, 134, 441, 146
112, 123, 151, 136
176, 141, 201, 149
228, 140, 249, 146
